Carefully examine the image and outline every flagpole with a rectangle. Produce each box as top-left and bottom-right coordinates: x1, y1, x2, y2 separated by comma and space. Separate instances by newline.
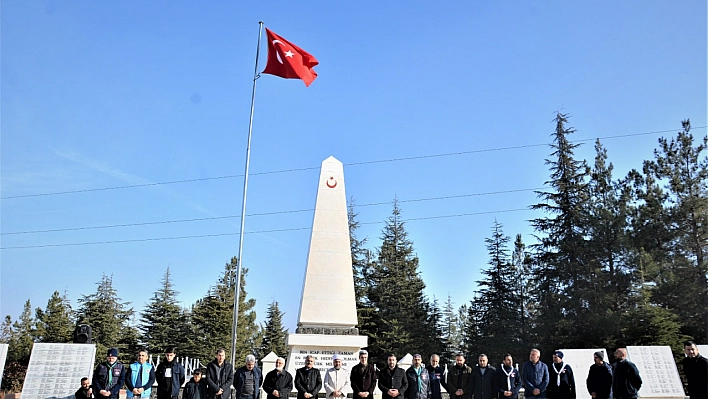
230, 20, 264, 370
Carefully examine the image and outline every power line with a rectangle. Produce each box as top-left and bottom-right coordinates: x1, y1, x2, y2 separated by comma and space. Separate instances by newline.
1, 187, 542, 235
0, 207, 532, 250
2, 126, 701, 200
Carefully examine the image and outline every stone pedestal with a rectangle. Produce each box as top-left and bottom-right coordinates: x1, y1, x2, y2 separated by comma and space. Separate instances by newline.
285, 157, 368, 387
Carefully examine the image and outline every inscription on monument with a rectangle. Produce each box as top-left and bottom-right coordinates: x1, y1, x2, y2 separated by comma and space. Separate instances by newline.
626, 346, 684, 398
289, 347, 358, 369
22, 343, 96, 399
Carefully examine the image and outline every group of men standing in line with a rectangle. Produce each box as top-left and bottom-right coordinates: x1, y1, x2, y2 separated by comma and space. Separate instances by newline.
79, 341, 707, 399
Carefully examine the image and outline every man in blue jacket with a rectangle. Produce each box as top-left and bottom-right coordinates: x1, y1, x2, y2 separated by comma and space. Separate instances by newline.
156, 347, 186, 399
522, 349, 549, 399
235, 355, 264, 399
126, 349, 156, 399
496, 354, 521, 399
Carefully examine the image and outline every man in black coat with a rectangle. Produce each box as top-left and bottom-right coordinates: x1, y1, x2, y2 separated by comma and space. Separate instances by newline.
611, 349, 641, 399
263, 358, 294, 399
496, 354, 521, 399
547, 351, 576, 399
682, 341, 708, 399
295, 355, 322, 399
470, 354, 496, 399
378, 354, 408, 399
586, 351, 612, 399
206, 349, 235, 399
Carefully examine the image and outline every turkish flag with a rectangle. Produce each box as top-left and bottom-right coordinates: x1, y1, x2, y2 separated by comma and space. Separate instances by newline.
262, 28, 319, 87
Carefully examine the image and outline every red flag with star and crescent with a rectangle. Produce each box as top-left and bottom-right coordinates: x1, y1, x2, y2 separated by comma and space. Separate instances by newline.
262, 28, 319, 87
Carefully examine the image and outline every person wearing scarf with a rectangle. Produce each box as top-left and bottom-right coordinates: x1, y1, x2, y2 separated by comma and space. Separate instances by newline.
496, 354, 521, 399
93, 348, 126, 399
470, 354, 496, 399
547, 351, 576, 399
406, 354, 431, 399
156, 347, 186, 399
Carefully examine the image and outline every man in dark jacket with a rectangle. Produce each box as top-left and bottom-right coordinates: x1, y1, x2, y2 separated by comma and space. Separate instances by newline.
405, 354, 431, 399
522, 349, 549, 399
263, 357, 294, 399
156, 347, 186, 399
235, 355, 264, 399
470, 354, 496, 399
75, 377, 93, 399
496, 354, 521, 399
184, 370, 208, 399
447, 353, 473, 399
93, 348, 126, 399
351, 350, 377, 399
379, 354, 408, 399
586, 351, 612, 399
296, 355, 323, 399
682, 341, 708, 399
547, 351, 575, 399
426, 354, 444, 399
611, 349, 641, 399
207, 349, 235, 399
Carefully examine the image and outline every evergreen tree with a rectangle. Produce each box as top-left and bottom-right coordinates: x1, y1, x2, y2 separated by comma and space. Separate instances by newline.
472, 221, 524, 361
7, 300, 36, 361
140, 268, 191, 354
76, 274, 135, 360
366, 200, 442, 364
35, 291, 74, 343
441, 295, 461, 364
530, 112, 593, 351
258, 301, 288, 358
191, 258, 259, 363
348, 199, 376, 338
512, 234, 536, 348
646, 120, 708, 342
585, 140, 633, 346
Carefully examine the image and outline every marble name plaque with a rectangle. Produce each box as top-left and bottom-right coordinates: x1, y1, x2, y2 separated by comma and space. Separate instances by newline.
22, 343, 96, 399
626, 346, 684, 398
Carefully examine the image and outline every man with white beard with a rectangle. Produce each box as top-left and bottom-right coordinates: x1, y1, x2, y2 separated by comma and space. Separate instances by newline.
263, 358, 294, 399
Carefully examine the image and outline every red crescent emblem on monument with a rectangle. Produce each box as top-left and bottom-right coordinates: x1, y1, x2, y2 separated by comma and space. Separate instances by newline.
326, 176, 337, 188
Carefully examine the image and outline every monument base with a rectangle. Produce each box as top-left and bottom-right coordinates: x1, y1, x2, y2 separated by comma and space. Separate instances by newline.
285, 333, 368, 386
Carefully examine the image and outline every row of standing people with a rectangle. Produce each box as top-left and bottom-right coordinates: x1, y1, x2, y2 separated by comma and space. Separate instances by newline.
81, 342, 707, 399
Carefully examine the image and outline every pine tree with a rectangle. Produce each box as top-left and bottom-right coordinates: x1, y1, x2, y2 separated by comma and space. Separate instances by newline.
472, 220, 524, 361
140, 268, 191, 354
258, 301, 288, 358
191, 257, 259, 363
7, 300, 36, 361
530, 112, 592, 351
366, 199, 442, 363
646, 120, 708, 342
512, 234, 536, 348
348, 199, 377, 341
585, 140, 633, 346
441, 295, 461, 364
76, 274, 135, 360
35, 291, 74, 343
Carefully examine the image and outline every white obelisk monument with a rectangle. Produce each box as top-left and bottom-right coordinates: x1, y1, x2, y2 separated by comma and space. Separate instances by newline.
285, 156, 367, 381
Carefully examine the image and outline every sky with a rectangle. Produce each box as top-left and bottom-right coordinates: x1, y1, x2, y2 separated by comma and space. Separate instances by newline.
1, 1, 706, 336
